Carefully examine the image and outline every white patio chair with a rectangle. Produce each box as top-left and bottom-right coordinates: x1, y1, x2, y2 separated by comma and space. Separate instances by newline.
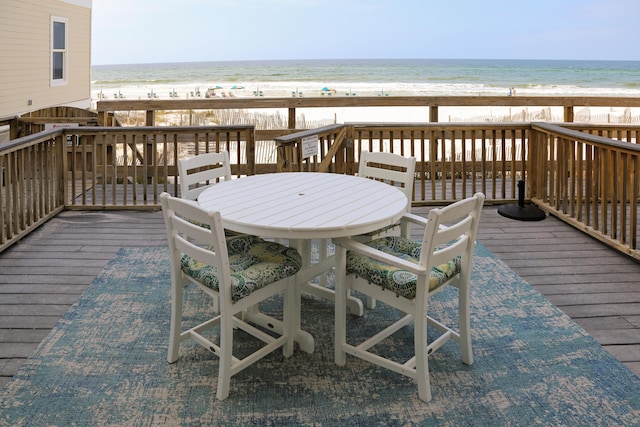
178, 151, 232, 201
160, 192, 302, 400
333, 192, 485, 402
178, 150, 246, 241
355, 150, 417, 308
304, 151, 417, 312
357, 150, 416, 238
178, 151, 246, 313
359, 150, 416, 200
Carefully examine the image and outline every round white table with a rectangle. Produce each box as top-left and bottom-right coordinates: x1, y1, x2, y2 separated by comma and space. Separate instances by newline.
198, 172, 409, 353
198, 172, 409, 240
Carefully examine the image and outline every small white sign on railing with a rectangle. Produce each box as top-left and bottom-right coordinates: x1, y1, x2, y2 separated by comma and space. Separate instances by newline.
45, 123, 79, 145
301, 135, 319, 159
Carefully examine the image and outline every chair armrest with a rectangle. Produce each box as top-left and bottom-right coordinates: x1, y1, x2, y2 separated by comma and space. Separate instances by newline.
334, 237, 427, 275
397, 212, 429, 238
399, 212, 428, 227
401, 212, 452, 232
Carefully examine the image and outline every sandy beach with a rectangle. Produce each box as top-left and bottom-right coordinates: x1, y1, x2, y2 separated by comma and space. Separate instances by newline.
114, 102, 640, 128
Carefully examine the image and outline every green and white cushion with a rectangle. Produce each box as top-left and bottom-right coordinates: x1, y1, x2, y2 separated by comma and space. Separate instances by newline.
346, 236, 461, 299
181, 234, 302, 301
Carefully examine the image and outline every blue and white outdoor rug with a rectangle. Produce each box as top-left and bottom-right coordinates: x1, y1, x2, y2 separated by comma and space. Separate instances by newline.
1, 243, 639, 426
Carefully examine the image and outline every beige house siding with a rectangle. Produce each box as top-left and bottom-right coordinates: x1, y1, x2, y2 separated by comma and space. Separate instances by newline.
0, 0, 92, 119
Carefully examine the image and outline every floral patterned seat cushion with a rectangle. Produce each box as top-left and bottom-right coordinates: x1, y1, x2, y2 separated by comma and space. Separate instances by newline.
346, 236, 461, 300
181, 234, 302, 301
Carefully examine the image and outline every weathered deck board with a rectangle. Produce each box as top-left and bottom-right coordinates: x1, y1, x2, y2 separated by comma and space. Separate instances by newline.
472, 206, 640, 377
0, 207, 639, 389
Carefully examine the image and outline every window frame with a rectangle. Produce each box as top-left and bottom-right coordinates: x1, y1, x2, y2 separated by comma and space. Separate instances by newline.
50, 16, 68, 87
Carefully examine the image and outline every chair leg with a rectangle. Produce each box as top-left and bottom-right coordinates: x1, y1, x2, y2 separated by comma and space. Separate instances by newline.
167, 277, 185, 364
413, 286, 431, 402
318, 238, 329, 287
414, 300, 432, 402
216, 306, 234, 401
283, 278, 295, 358
366, 296, 377, 309
459, 282, 474, 365
334, 244, 347, 366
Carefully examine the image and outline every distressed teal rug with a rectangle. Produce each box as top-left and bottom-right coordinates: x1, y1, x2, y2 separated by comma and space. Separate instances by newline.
1, 244, 639, 426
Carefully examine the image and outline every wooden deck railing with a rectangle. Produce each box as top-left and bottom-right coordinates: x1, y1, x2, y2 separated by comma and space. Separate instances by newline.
3, 120, 640, 259
276, 122, 530, 205
275, 124, 354, 174
530, 122, 640, 258
0, 125, 261, 250
0, 130, 65, 252
65, 125, 257, 208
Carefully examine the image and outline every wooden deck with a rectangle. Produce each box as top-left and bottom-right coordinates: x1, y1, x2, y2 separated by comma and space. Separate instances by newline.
0, 206, 639, 388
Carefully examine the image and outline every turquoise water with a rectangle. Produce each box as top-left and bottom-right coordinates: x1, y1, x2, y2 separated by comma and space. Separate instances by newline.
91, 58, 640, 100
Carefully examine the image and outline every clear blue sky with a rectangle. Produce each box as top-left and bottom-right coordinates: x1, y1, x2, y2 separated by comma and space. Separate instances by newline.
91, 0, 640, 65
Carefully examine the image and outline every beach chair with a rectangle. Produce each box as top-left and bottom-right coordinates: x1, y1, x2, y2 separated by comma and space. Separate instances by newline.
161, 192, 302, 400
333, 192, 485, 402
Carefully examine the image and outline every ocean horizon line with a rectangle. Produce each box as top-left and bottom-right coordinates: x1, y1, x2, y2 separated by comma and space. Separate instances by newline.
92, 57, 640, 68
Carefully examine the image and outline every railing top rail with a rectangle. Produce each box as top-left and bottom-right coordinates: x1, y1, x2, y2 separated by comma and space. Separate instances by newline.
274, 124, 345, 145
532, 122, 640, 152
0, 128, 60, 153
347, 122, 534, 130
558, 123, 640, 131
0, 115, 18, 125
71, 124, 255, 135
1, 125, 257, 154
96, 96, 640, 112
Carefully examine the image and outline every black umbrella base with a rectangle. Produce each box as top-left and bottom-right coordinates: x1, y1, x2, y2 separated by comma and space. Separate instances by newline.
497, 203, 546, 221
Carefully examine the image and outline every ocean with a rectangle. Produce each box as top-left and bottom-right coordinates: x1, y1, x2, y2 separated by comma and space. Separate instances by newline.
90, 58, 640, 123
91, 58, 640, 100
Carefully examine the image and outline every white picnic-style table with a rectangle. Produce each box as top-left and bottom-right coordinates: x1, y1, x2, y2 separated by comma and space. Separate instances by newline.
198, 172, 408, 353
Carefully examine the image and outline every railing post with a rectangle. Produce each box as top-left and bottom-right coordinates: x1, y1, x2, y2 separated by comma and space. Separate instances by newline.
9, 118, 19, 139
346, 125, 356, 175
288, 108, 296, 129
564, 106, 574, 122
246, 128, 256, 176
528, 128, 538, 201
429, 106, 439, 122
146, 110, 155, 126
97, 111, 107, 126
58, 132, 68, 207
275, 142, 290, 172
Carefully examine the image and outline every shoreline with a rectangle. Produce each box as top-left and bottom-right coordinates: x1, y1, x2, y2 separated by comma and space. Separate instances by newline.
92, 82, 640, 125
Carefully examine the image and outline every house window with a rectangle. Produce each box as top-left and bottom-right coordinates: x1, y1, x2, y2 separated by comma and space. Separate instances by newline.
51, 17, 67, 85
